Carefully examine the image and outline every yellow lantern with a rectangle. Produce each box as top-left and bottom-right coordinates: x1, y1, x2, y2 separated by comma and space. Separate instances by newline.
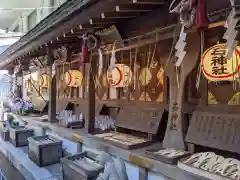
157, 68, 164, 85
64, 70, 83, 87
38, 74, 49, 88
139, 68, 152, 86
107, 64, 133, 87
102, 73, 108, 88
201, 44, 240, 81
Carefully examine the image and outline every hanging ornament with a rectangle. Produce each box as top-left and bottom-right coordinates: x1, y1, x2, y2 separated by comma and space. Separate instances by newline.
169, 0, 197, 28
64, 70, 83, 87
175, 26, 187, 66
201, 44, 240, 81
98, 48, 103, 77
81, 36, 89, 63
80, 34, 98, 63
223, 1, 240, 59
195, 0, 209, 31
169, 0, 198, 66
195, 0, 208, 89
108, 42, 116, 71
53, 46, 67, 62
133, 55, 140, 91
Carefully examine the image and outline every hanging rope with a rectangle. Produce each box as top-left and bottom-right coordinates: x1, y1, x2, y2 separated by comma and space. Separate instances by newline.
195, 31, 204, 89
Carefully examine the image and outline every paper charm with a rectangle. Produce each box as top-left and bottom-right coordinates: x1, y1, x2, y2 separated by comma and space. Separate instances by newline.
175, 26, 187, 67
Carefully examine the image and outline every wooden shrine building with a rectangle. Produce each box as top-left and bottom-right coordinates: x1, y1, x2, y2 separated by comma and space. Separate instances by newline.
0, 0, 240, 179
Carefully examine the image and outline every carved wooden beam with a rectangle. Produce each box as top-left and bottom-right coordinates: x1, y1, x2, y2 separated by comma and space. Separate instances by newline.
132, 0, 165, 5
70, 29, 83, 35
116, 4, 154, 12
101, 12, 140, 19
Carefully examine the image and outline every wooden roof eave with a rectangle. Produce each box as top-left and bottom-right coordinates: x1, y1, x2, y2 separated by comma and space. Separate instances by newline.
0, 0, 231, 71
0, 0, 169, 70
0, 0, 102, 69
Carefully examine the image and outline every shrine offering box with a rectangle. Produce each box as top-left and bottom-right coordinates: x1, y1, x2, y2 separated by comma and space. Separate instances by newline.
145, 148, 190, 165
61, 152, 104, 180
9, 127, 34, 147
28, 135, 63, 167
94, 106, 164, 149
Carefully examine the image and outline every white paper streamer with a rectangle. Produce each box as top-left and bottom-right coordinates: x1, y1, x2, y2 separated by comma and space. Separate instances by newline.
175, 26, 187, 67
108, 43, 116, 71
98, 49, 103, 77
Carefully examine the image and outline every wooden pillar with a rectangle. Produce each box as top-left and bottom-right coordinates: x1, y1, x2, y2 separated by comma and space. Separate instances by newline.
22, 63, 30, 100
15, 66, 23, 99
8, 68, 14, 97
84, 60, 96, 133
163, 33, 200, 150
47, 48, 57, 122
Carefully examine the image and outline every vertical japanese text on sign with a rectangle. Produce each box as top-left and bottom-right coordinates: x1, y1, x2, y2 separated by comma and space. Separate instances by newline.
201, 44, 240, 81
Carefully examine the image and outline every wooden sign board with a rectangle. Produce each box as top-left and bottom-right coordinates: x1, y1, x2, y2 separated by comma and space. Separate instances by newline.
115, 106, 164, 134
186, 110, 240, 154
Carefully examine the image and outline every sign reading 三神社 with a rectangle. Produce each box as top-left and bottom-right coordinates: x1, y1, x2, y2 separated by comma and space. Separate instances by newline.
201, 44, 240, 81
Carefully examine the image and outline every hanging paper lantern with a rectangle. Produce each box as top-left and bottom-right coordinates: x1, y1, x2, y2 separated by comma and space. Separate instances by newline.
38, 74, 49, 88
107, 64, 132, 87
201, 44, 240, 81
64, 70, 83, 87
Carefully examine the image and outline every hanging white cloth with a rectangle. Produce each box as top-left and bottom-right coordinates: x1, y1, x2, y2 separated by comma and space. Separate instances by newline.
109, 42, 116, 71
98, 49, 103, 77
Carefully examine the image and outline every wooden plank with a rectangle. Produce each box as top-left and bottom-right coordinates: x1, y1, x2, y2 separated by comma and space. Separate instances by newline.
185, 110, 240, 154
128, 154, 153, 169
133, 0, 165, 5
116, 4, 154, 12
115, 106, 164, 134
89, 18, 120, 25
79, 24, 105, 30
101, 12, 140, 19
